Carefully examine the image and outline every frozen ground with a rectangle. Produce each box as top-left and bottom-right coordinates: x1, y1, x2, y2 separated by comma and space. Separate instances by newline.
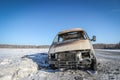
96, 49, 120, 52
0, 48, 120, 80
95, 49, 120, 80
0, 48, 48, 80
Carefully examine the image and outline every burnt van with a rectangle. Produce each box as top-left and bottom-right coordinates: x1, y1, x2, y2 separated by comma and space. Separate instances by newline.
48, 28, 97, 71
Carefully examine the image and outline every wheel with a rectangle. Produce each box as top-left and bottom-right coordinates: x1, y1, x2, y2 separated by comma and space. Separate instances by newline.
49, 64, 57, 69
90, 59, 97, 71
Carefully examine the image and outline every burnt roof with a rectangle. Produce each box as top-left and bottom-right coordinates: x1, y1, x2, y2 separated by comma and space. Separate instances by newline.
58, 28, 84, 35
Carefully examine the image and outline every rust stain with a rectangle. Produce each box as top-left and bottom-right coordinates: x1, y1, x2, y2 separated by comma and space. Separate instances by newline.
58, 28, 84, 35
50, 40, 91, 53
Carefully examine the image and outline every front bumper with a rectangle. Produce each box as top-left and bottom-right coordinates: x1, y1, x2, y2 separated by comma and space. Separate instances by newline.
49, 59, 91, 69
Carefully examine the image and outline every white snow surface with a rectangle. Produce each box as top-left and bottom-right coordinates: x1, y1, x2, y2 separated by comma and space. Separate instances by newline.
96, 49, 120, 52
0, 48, 49, 80
0, 48, 120, 80
0, 48, 49, 58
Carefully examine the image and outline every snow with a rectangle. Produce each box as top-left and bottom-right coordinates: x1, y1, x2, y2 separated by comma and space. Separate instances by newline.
0, 58, 38, 80
0, 48, 48, 80
96, 49, 120, 52
0, 48, 49, 58
0, 48, 120, 80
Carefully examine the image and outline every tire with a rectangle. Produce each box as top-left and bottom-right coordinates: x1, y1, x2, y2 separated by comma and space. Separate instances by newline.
49, 64, 57, 69
90, 59, 97, 71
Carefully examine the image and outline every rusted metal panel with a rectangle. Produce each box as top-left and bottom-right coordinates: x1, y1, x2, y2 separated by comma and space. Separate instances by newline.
58, 28, 84, 35
49, 39, 91, 53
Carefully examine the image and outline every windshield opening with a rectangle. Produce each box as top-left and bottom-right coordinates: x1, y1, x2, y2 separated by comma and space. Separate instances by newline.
58, 31, 88, 42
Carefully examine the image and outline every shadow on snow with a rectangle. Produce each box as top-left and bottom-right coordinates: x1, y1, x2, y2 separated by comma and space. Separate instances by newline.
22, 53, 60, 73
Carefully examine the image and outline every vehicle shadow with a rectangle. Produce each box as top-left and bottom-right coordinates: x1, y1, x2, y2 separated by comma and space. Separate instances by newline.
22, 53, 60, 73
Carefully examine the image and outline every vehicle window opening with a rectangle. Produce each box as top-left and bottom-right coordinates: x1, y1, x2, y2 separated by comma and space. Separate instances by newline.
58, 31, 88, 42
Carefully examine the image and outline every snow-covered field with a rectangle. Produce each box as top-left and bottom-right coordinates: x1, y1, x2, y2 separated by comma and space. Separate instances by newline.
0, 48, 49, 58
0, 48, 48, 80
96, 49, 120, 52
0, 48, 120, 80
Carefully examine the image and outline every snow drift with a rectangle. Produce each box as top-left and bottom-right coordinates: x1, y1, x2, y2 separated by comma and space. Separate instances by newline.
0, 48, 48, 80
0, 58, 38, 80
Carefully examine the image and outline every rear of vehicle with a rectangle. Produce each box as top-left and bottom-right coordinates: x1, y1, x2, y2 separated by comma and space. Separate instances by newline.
48, 28, 97, 71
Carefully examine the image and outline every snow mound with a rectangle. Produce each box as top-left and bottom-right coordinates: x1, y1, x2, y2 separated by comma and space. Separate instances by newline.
0, 58, 12, 65
0, 58, 38, 80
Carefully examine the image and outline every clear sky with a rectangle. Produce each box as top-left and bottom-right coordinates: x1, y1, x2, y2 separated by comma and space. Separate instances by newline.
0, 0, 120, 45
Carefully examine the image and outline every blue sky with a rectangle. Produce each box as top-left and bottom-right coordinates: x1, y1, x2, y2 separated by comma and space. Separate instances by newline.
0, 0, 120, 45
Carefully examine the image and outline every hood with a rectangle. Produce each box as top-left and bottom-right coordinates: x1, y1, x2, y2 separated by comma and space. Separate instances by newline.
49, 39, 92, 53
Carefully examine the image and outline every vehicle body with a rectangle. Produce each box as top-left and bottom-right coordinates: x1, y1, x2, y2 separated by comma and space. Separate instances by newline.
48, 28, 97, 71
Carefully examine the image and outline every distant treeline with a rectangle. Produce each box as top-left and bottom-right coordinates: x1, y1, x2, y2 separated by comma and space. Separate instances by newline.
0, 44, 50, 48
93, 42, 120, 49
0, 43, 120, 49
